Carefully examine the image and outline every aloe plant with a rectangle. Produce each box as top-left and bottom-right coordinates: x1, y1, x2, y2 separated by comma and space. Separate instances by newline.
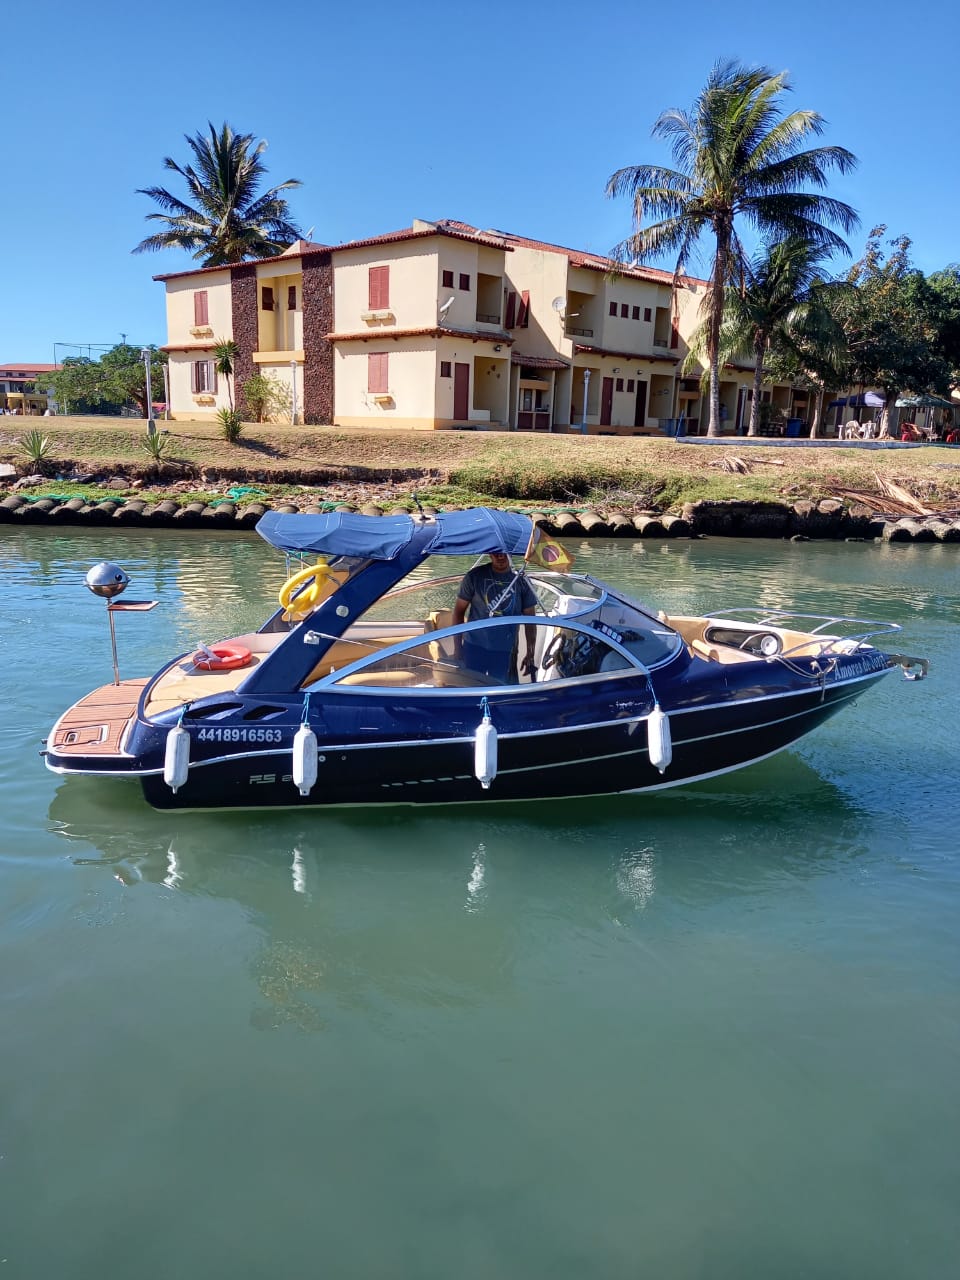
18, 428, 54, 471
216, 406, 244, 443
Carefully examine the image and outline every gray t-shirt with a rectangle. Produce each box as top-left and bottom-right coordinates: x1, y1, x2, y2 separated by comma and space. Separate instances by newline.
457, 565, 537, 621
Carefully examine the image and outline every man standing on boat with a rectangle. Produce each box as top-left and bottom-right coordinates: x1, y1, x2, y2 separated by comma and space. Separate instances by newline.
453, 550, 538, 682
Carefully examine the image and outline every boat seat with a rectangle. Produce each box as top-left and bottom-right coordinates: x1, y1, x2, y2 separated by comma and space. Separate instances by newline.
426, 609, 456, 631
690, 638, 721, 662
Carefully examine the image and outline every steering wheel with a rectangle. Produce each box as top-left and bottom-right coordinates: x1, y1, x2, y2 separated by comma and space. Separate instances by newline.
739, 632, 781, 657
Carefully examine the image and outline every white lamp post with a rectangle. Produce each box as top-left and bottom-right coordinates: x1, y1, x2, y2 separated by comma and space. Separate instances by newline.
581, 369, 591, 434
290, 359, 298, 425
141, 347, 155, 435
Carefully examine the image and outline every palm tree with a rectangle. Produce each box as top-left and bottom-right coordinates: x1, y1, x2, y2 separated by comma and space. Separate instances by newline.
688, 238, 844, 436
606, 61, 858, 436
213, 339, 240, 410
134, 122, 302, 265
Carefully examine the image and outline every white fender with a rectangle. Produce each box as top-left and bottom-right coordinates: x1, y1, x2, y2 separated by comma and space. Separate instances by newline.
292, 722, 319, 796
474, 715, 498, 790
647, 705, 672, 774
164, 724, 191, 793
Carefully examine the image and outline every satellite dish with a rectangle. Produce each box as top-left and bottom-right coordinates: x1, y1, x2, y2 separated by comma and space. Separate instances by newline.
551, 297, 566, 315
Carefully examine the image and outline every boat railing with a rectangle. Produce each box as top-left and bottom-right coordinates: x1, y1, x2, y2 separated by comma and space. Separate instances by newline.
703, 608, 902, 659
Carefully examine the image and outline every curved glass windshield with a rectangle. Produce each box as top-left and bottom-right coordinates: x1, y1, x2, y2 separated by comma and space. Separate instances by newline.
323, 618, 638, 691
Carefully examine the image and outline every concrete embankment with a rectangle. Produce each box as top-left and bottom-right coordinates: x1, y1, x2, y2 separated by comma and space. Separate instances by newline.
1, 494, 958, 544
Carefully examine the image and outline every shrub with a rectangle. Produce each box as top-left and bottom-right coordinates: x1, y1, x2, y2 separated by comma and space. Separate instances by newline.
216, 407, 244, 443
242, 372, 291, 424
18, 428, 54, 472
141, 429, 170, 465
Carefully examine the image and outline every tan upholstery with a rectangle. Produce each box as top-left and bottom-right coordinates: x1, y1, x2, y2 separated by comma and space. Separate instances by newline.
426, 609, 456, 631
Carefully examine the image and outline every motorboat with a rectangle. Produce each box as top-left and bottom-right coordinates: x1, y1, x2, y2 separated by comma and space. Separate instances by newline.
44, 508, 927, 810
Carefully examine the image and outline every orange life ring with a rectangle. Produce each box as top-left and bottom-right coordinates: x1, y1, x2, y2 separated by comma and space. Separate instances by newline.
192, 643, 253, 672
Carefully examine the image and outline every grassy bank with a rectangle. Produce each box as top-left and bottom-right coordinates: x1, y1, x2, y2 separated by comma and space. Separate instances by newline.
2, 416, 959, 512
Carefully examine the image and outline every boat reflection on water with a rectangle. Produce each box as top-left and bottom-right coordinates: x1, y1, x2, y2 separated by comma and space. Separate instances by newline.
48, 743, 872, 924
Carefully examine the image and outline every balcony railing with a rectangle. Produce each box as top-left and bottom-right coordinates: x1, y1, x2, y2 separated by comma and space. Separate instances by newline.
566, 325, 594, 338
653, 338, 669, 348
476, 312, 500, 325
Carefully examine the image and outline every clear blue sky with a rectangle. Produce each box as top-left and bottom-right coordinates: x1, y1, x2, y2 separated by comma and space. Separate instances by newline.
2, 0, 956, 361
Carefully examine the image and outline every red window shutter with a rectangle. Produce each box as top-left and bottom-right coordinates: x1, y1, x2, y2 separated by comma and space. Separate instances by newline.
442, 269, 454, 288
262, 286, 274, 311
620, 303, 628, 318
516, 290, 530, 328
505, 291, 517, 329
194, 291, 208, 325
287, 285, 297, 310
609, 301, 617, 316
369, 266, 389, 310
670, 317, 679, 349
368, 352, 388, 394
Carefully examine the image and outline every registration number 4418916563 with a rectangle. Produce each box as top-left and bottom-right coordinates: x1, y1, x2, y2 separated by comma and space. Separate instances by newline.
196, 727, 284, 744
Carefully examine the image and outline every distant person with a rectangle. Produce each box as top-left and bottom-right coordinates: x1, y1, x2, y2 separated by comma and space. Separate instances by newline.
453, 550, 538, 681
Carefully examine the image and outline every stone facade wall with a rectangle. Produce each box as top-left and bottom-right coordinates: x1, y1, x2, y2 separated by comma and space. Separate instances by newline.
230, 265, 258, 412
301, 254, 334, 424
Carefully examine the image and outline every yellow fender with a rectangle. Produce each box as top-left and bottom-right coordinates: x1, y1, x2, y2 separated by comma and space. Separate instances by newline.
278, 558, 343, 621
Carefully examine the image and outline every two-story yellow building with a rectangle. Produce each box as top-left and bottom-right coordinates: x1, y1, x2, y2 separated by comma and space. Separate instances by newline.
157, 218, 805, 435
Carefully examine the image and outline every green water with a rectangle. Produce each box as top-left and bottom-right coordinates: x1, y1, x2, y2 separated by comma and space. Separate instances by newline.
1, 527, 957, 1279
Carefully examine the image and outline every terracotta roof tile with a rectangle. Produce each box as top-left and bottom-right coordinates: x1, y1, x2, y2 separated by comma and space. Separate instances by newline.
510, 352, 569, 369
439, 220, 706, 288
573, 344, 680, 365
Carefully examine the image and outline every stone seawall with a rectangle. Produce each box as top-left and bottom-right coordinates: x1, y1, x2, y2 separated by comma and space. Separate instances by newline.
1, 495, 958, 543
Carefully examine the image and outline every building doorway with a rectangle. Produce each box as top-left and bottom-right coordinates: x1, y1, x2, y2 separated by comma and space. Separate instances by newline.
454, 363, 470, 420
633, 381, 647, 428
600, 377, 614, 426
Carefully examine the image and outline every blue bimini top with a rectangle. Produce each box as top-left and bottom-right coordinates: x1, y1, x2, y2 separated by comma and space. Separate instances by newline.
256, 508, 534, 561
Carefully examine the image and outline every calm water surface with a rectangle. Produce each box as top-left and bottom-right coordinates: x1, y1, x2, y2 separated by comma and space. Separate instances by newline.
1, 526, 957, 1279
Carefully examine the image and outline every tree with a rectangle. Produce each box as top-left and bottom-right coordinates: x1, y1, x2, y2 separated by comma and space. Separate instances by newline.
46, 345, 166, 417
606, 60, 858, 436
213, 339, 239, 410
133, 122, 302, 265
839, 228, 951, 433
686, 238, 850, 436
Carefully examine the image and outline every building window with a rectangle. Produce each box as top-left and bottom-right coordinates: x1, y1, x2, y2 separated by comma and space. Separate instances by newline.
261, 286, 275, 312
620, 304, 629, 318
615, 378, 624, 392
287, 285, 297, 311
442, 269, 454, 288
368, 265, 390, 310
627, 379, 635, 392
459, 273, 470, 291
609, 301, 617, 316
440, 361, 452, 377
193, 290, 208, 326
643, 307, 651, 322
191, 360, 217, 394
368, 352, 389, 394
631, 306, 640, 320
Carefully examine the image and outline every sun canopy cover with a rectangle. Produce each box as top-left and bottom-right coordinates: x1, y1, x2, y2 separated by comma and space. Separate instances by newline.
256, 508, 534, 561
895, 394, 954, 409
828, 391, 885, 409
